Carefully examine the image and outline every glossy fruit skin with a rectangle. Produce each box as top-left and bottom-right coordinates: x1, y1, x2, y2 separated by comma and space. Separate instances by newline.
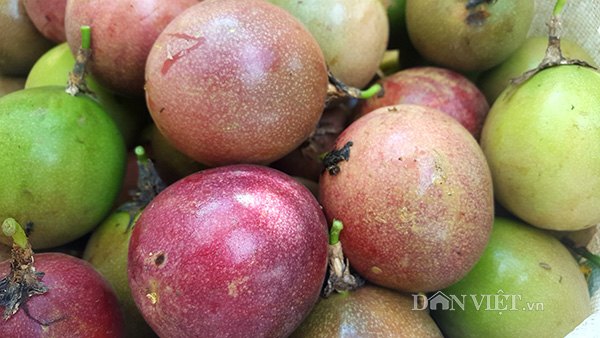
432, 217, 590, 338
65, 0, 199, 96
0, 0, 54, 76
478, 36, 597, 104
291, 285, 443, 337
266, 0, 388, 88
25, 43, 145, 147
145, 0, 328, 167
0, 87, 126, 249
128, 164, 329, 338
0, 253, 125, 338
406, 0, 534, 72
357, 66, 489, 140
84, 210, 157, 338
319, 105, 494, 293
480, 65, 600, 231
23, 0, 67, 43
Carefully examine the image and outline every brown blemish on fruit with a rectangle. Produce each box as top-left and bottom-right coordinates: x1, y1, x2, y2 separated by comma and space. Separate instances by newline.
154, 252, 166, 267
539, 262, 551, 270
465, 0, 495, 27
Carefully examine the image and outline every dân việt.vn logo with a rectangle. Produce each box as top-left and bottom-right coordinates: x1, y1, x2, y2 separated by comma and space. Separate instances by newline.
413, 290, 544, 314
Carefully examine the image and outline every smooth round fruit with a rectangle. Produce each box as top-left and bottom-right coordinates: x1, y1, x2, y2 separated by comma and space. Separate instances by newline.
478, 36, 597, 104
26, 42, 146, 147
84, 210, 157, 338
0, 0, 54, 75
406, 0, 534, 72
128, 164, 329, 337
266, 0, 389, 88
145, 0, 328, 166
0, 253, 125, 337
357, 66, 489, 140
23, 0, 67, 43
480, 65, 600, 231
291, 285, 443, 337
319, 104, 494, 293
65, 0, 199, 96
0, 87, 126, 249
431, 217, 590, 338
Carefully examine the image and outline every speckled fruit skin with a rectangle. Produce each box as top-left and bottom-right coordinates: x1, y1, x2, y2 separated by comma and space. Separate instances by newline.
128, 164, 329, 338
480, 65, 600, 231
0, 253, 125, 338
145, 0, 328, 167
0, 0, 54, 76
357, 67, 489, 140
319, 105, 494, 293
406, 0, 534, 72
0, 87, 126, 249
291, 285, 443, 337
432, 217, 590, 338
23, 0, 67, 43
265, 0, 388, 88
65, 0, 199, 96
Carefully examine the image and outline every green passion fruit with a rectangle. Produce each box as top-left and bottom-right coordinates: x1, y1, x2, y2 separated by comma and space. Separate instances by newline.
481, 65, 600, 231
0, 86, 126, 249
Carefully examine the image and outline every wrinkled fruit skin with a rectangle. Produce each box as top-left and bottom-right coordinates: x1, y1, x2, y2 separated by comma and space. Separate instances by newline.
128, 164, 329, 338
266, 0, 389, 88
357, 66, 489, 140
65, 0, 199, 96
432, 217, 591, 338
481, 65, 600, 231
0, 0, 54, 76
0, 253, 125, 338
406, 0, 534, 72
23, 0, 67, 43
291, 285, 443, 337
145, 0, 328, 167
319, 105, 494, 292
0, 87, 126, 249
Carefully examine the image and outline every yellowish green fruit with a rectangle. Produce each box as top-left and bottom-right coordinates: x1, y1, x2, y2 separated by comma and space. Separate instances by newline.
26, 43, 145, 147
84, 210, 157, 338
478, 36, 597, 104
481, 65, 600, 230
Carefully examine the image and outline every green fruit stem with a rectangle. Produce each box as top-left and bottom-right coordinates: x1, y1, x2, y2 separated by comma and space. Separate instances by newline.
330, 219, 343, 245
577, 247, 600, 269
66, 26, 93, 96
81, 26, 91, 51
135, 145, 148, 164
553, 0, 567, 15
360, 84, 382, 99
2, 218, 27, 249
